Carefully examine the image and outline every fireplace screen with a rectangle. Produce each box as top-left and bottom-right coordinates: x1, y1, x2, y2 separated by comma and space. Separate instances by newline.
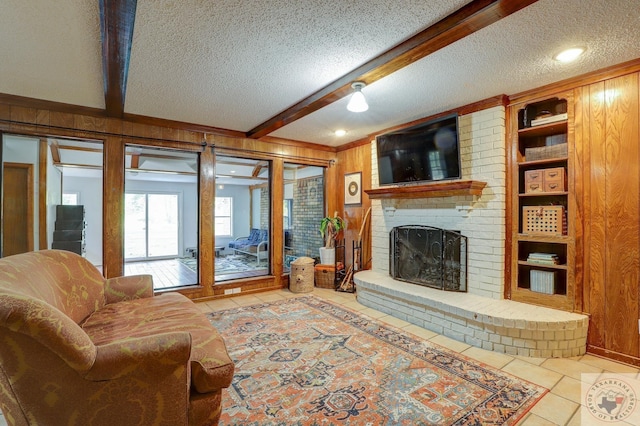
390, 225, 467, 292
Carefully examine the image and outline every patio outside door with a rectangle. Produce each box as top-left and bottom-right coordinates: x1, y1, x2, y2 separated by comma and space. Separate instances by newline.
125, 193, 179, 259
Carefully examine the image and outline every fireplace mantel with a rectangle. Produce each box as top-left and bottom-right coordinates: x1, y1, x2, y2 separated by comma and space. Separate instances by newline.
364, 180, 486, 199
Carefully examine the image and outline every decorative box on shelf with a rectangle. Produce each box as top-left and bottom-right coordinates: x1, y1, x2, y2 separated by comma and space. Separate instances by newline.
524, 167, 566, 193
531, 113, 568, 127
523, 206, 566, 236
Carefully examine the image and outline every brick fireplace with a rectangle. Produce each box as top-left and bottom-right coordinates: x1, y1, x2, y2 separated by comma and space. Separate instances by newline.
354, 106, 588, 358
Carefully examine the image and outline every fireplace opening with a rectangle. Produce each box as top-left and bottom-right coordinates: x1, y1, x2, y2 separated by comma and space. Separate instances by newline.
390, 225, 467, 292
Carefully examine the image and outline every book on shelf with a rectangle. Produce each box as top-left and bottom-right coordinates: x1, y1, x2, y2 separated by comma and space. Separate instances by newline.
530, 269, 556, 294
531, 113, 568, 127
527, 252, 560, 265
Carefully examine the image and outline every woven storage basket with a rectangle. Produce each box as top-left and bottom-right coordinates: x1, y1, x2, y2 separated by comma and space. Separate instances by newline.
289, 256, 315, 293
523, 206, 566, 236
525, 143, 568, 161
314, 264, 335, 289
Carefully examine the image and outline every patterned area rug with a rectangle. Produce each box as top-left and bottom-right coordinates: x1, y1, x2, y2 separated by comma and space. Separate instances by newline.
179, 255, 264, 275
210, 297, 547, 425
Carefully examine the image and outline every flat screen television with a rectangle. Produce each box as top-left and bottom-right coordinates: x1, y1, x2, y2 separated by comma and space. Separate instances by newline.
376, 113, 461, 186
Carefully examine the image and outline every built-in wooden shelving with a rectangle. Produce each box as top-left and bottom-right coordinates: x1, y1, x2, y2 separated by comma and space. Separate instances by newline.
364, 180, 486, 199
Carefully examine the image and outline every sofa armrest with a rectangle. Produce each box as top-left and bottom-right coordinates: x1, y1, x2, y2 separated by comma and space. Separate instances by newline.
0, 294, 97, 372
104, 274, 154, 304
84, 332, 192, 381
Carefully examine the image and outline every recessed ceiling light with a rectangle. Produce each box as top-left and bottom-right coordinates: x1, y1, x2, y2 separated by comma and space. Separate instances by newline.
335, 129, 347, 137
230, 170, 236, 174
554, 47, 585, 63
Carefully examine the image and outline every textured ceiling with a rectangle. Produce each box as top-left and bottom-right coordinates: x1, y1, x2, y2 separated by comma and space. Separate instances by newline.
0, 0, 103, 108
1, 0, 639, 147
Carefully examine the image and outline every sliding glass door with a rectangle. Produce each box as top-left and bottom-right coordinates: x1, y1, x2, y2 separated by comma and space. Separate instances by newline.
125, 192, 179, 259
123, 146, 199, 290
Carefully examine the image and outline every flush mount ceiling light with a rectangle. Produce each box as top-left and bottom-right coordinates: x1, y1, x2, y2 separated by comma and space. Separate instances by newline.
334, 129, 347, 137
554, 47, 585, 63
347, 82, 368, 112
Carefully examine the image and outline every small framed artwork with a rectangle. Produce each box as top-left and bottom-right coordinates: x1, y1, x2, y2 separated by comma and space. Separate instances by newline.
344, 172, 362, 206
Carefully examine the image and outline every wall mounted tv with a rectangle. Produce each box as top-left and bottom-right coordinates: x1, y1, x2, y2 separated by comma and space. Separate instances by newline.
376, 113, 461, 186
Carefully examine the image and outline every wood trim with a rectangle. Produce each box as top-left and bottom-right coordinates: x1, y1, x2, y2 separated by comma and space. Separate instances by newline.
335, 137, 372, 153
38, 139, 48, 250
122, 112, 245, 138
257, 136, 336, 153
509, 58, 640, 104
368, 95, 509, 140
365, 180, 486, 199
49, 140, 61, 163
0, 93, 107, 118
247, 0, 537, 139
271, 159, 284, 282
130, 153, 140, 169
102, 137, 124, 278
588, 345, 640, 368
99, 0, 137, 117
198, 148, 215, 295
504, 104, 515, 300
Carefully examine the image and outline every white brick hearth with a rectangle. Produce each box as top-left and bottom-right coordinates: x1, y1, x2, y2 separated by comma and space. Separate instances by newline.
355, 271, 588, 358
360, 106, 588, 357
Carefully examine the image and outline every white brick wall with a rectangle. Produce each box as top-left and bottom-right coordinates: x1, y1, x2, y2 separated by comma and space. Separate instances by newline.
355, 271, 588, 358
370, 106, 506, 299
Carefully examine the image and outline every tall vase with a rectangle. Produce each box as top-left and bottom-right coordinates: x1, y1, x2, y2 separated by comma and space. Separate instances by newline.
319, 247, 335, 265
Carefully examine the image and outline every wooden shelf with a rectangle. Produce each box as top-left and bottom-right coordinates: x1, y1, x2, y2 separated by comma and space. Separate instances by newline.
517, 260, 568, 270
513, 288, 570, 309
518, 157, 568, 167
365, 180, 486, 199
517, 234, 569, 243
519, 191, 568, 197
518, 121, 567, 137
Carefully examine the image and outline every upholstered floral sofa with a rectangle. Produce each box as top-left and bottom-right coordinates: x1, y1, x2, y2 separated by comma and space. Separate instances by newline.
0, 250, 234, 426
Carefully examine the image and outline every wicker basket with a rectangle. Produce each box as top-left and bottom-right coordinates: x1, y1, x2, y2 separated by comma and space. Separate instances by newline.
289, 257, 315, 293
523, 206, 566, 236
314, 264, 335, 289
525, 143, 568, 161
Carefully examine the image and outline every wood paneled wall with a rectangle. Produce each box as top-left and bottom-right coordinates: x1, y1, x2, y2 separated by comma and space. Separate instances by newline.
0, 97, 337, 300
336, 141, 373, 270
576, 73, 640, 364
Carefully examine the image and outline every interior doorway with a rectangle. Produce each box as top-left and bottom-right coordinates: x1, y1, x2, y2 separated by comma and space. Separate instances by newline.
2, 162, 34, 256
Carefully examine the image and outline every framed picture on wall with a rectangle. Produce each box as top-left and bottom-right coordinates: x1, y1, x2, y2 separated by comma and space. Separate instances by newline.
344, 172, 362, 206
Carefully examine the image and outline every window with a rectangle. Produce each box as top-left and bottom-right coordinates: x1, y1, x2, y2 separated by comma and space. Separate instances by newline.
62, 192, 79, 205
283, 199, 293, 230
215, 197, 232, 237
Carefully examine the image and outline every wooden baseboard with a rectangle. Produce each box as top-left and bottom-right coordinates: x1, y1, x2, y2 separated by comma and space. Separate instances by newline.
587, 345, 640, 368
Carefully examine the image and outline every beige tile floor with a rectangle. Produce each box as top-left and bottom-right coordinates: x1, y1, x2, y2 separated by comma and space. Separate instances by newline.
2, 288, 637, 426
197, 288, 640, 426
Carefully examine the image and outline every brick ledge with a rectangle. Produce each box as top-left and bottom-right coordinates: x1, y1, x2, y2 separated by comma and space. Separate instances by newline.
354, 270, 588, 358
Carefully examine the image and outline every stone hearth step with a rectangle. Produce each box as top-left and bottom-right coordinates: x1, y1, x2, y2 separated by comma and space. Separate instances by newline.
354, 270, 588, 358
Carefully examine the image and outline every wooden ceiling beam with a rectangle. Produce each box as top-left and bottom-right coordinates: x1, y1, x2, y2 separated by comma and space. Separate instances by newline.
99, 0, 137, 118
247, 0, 538, 139
49, 140, 61, 164
130, 153, 140, 169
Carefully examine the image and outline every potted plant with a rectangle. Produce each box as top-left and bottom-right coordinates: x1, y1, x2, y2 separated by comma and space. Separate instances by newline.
319, 212, 345, 264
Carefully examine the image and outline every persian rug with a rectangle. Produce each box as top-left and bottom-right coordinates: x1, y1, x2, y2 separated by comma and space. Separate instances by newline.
210, 297, 547, 425
179, 254, 265, 275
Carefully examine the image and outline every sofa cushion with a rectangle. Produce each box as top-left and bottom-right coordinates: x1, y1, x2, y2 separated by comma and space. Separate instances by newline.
0, 250, 106, 324
81, 293, 234, 393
